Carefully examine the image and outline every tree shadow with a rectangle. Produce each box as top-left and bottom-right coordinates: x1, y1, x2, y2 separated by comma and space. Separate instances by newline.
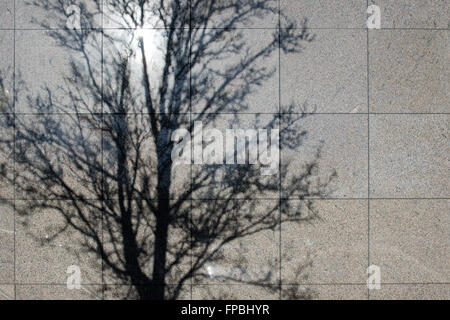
0, 0, 335, 300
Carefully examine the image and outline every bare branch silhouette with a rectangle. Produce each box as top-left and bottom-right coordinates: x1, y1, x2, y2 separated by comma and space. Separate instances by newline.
0, 0, 334, 300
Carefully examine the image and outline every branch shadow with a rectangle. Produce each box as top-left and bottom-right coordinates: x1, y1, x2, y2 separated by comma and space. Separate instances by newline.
0, 0, 335, 300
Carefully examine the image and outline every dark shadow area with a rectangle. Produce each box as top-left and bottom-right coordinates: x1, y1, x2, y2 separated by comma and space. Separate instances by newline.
0, 0, 335, 300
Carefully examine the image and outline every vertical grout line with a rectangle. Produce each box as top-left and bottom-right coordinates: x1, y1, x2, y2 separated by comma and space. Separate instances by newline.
366, 0, 371, 301
12, 0, 16, 301
101, 0, 105, 301
278, 0, 282, 300
189, 0, 193, 301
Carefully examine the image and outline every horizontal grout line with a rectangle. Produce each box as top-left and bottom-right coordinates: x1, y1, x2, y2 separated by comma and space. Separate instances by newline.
368, 28, 450, 31
190, 198, 450, 201
1, 27, 449, 31
4, 198, 449, 201
2, 282, 449, 286
366, 113, 450, 115
279, 282, 450, 286
4, 112, 450, 116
